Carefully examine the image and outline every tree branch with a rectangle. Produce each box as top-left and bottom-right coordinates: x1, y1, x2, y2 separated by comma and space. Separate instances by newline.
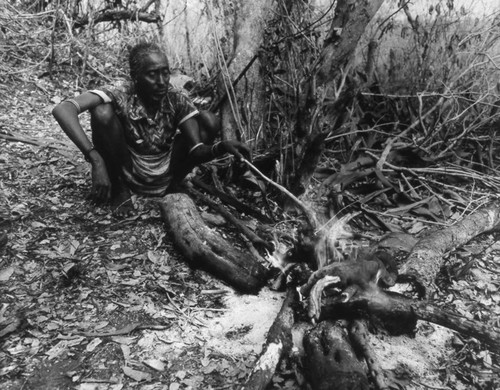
74, 9, 160, 28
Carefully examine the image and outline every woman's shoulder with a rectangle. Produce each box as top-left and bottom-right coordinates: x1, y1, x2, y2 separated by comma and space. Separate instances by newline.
101, 79, 132, 95
87, 80, 132, 107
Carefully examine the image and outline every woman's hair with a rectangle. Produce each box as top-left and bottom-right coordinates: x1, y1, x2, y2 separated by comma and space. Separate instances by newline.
128, 42, 169, 79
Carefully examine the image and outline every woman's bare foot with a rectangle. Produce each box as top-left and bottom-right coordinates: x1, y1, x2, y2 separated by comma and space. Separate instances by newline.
110, 186, 134, 218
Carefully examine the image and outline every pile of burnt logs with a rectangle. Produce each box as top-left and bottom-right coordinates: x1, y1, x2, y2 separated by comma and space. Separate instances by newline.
160, 191, 500, 390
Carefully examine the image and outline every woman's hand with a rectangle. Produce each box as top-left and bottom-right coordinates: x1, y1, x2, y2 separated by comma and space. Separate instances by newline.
89, 153, 112, 202
219, 140, 251, 162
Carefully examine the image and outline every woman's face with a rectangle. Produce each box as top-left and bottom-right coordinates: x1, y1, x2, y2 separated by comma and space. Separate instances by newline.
134, 52, 170, 105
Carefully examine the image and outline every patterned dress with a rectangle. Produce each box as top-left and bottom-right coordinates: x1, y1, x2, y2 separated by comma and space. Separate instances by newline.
89, 84, 199, 196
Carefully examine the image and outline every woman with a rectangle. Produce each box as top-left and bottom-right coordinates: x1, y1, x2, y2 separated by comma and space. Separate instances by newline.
52, 41, 250, 214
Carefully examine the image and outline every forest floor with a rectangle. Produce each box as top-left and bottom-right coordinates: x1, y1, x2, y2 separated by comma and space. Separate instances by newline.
1, 75, 500, 390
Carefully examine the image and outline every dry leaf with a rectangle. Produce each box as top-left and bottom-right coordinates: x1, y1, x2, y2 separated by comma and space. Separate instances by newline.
122, 366, 152, 382
86, 338, 102, 352
143, 359, 165, 372
175, 370, 186, 380
111, 336, 135, 345
0, 267, 14, 282
120, 344, 131, 361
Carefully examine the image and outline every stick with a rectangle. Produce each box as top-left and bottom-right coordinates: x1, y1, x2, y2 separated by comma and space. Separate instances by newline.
188, 186, 272, 251
349, 320, 389, 390
0, 133, 71, 150
322, 289, 500, 353
243, 159, 319, 230
211, 54, 259, 112
77, 323, 169, 337
191, 178, 273, 224
240, 288, 296, 390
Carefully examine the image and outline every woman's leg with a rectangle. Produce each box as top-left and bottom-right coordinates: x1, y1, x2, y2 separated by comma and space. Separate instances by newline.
90, 104, 132, 204
168, 111, 221, 186
197, 110, 221, 144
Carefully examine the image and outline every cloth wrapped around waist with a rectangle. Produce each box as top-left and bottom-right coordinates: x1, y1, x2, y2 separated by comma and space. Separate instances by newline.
123, 148, 172, 196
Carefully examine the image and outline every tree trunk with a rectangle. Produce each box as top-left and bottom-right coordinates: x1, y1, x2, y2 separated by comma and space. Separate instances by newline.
158, 193, 270, 294
316, 0, 384, 85
292, 0, 385, 196
216, 0, 275, 143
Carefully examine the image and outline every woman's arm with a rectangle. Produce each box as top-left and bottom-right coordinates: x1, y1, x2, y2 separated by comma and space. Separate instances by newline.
179, 117, 251, 163
52, 92, 104, 160
52, 92, 112, 201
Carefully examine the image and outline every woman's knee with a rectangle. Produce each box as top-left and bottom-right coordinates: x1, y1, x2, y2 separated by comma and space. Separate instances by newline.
197, 111, 221, 142
90, 104, 125, 151
90, 103, 117, 128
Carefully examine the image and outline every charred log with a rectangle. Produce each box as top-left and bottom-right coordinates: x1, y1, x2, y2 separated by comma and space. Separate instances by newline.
192, 178, 273, 224
303, 320, 369, 390
320, 287, 500, 352
188, 186, 272, 251
240, 288, 296, 390
159, 192, 270, 294
349, 320, 389, 390
300, 255, 398, 299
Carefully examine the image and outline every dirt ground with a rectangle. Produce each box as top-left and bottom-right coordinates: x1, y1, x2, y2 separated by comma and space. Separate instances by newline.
1, 76, 499, 390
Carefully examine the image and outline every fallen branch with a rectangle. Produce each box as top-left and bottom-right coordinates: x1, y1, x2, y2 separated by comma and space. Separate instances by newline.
401, 201, 500, 294
240, 288, 296, 390
74, 9, 160, 28
0, 132, 71, 150
188, 186, 272, 251
0, 318, 22, 339
192, 177, 273, 224
159, 192, 270, 293
77, 323, 169, 337
321, 287, 500, 353
349, 320, 389, 390
244, 159, 320, 230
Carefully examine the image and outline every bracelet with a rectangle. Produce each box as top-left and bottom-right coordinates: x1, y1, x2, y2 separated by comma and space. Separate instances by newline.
188, 142, 204, 156
65, 98, 81, 114
83, 146, 96, 162
211, 141, 222, 157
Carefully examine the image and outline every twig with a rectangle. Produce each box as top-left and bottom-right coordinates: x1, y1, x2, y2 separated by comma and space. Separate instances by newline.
365, 150, 500, 192
2, 51, 51, 75
188, 186, 272, 250
211, 54, 259, 112
191, 178, 273, 223
210, 12, 246, 137
0, 133, 72, 151
140, 0, 157, 12
410, 380, 452, 390
243, 159, 319, 230
5, 2, 55, 17
77, 323, 169, 337
164, 291, 206, 328
0, 318, 22, 338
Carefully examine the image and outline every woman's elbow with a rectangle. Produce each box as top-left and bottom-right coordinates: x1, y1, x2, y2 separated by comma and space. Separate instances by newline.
52, 102, 76, 123
51, 103, 64, 120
